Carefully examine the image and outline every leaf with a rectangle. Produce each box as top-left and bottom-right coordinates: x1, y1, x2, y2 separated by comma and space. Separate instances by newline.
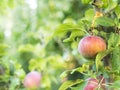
71, 81, 86, 90
71, 64, 89, 74
63, 30, 85, 42
85, 9, 94, 21
108, 33, 120, 49
110, 80, 120, 89
0, 44, 9, 56
63, 18, 76, 24
54, 18, 78, 37
81, 0, 91, 4
95, 48, 114, 71
58, 79, 84, 90
54, 23, 78, 36
95, 16, 115, 27
60, 71, 69, 79
115, 5, 120, 19
104, 0, 117, 13
111, 47, 120, 71
102, 0, 109, 8
18, 44, 34, 52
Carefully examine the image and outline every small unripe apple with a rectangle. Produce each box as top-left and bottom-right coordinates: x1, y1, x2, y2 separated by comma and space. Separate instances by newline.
23, 71, 41, 89
78, 36, 106, 58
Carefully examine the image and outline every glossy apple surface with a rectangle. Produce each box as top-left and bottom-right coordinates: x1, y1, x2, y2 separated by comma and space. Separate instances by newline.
78, 36, 106, 58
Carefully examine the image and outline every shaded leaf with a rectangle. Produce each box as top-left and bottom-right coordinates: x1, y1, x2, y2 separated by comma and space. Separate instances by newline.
71, 64, 89, 74
63, 30, 85, 42
110, 80, 120, 89
85, 9, 94, 21
104, 0, 117, 13
96, 48, 114, 71
60, 71, 69, 79
95, 16, 115, 26
18, 44, 34, 52
71, 81, 86, 90
81, 0, 91, 4
59, 79, 84, 90
108, 33, 120, 49
115, 5, 120, 19
0, 44, 9, 56
111, 47, 120, 71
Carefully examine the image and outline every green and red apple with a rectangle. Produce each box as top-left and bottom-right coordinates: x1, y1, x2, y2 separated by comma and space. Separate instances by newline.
78, 36, 106, 58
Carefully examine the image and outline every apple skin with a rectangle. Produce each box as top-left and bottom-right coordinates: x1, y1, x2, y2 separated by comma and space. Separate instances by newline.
84, 78, 105, 90
78, 36, 106, 58
23, 71, 41, 89
84, 78, 98, 90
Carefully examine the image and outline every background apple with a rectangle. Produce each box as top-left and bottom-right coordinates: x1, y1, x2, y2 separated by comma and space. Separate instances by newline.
78, 36, 106, 58
23, 71, 41, 89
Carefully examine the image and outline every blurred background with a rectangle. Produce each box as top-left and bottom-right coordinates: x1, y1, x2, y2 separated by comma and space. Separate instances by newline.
0, 0, 91, 90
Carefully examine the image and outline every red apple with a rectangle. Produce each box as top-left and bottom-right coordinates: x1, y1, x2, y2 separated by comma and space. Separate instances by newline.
78, 36, 106, 58
98, 75, 106, 90
84, 77, 105, 90
23, 71, 41, 89
84, 78, 98, 90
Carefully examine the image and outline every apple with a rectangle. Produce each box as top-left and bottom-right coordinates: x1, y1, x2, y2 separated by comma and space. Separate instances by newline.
23, 71, 41, 89
84, 77, 105, 90
84, 78, 98, 90
78, 36, 106, 58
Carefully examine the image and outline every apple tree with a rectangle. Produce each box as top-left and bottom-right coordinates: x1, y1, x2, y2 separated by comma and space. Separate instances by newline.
56, 0, 120, 90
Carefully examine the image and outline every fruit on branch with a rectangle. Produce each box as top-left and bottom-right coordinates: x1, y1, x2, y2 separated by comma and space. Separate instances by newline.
78, 36, 106, 58
84, 77, 105, 90
23, 71, 41, 89
84, 78, 98, 90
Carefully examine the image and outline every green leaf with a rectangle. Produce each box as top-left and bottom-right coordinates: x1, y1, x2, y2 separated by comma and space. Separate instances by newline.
58, 79, 84, 90
54, 18, 78, 37
54, 23, 78, 36
104, 0, 117, 13
111, 47, 120, 71
71, 64, 89, 74
81, 0, 91, 4
85, 9, 94, 21
110, 80, 120, 89
63, 30, 85, 42
115, 5, 120, 19
0, 44, 9, 56
95, 16, 115, 27
18, 44, 34, 52
14, 69, 25, 79
71, 82, 86, 90
95, 48, 113, 71
102, 0, 109, 8
60, 71, 69, 79
108, 33, 120, 49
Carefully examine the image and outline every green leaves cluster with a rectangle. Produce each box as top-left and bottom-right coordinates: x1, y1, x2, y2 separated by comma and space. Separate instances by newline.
57, 0, 120, 90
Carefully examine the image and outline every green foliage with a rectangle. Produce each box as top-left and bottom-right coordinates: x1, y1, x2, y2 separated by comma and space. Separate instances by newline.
58, 79, 84, 90
95, 49, 113, 71
95, 16, 115, 27
57, 0, 120, 90
0, 0, 120, 90
111, 47, 120, 71
115, 5, 120, 19
81, 0, 91, 4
